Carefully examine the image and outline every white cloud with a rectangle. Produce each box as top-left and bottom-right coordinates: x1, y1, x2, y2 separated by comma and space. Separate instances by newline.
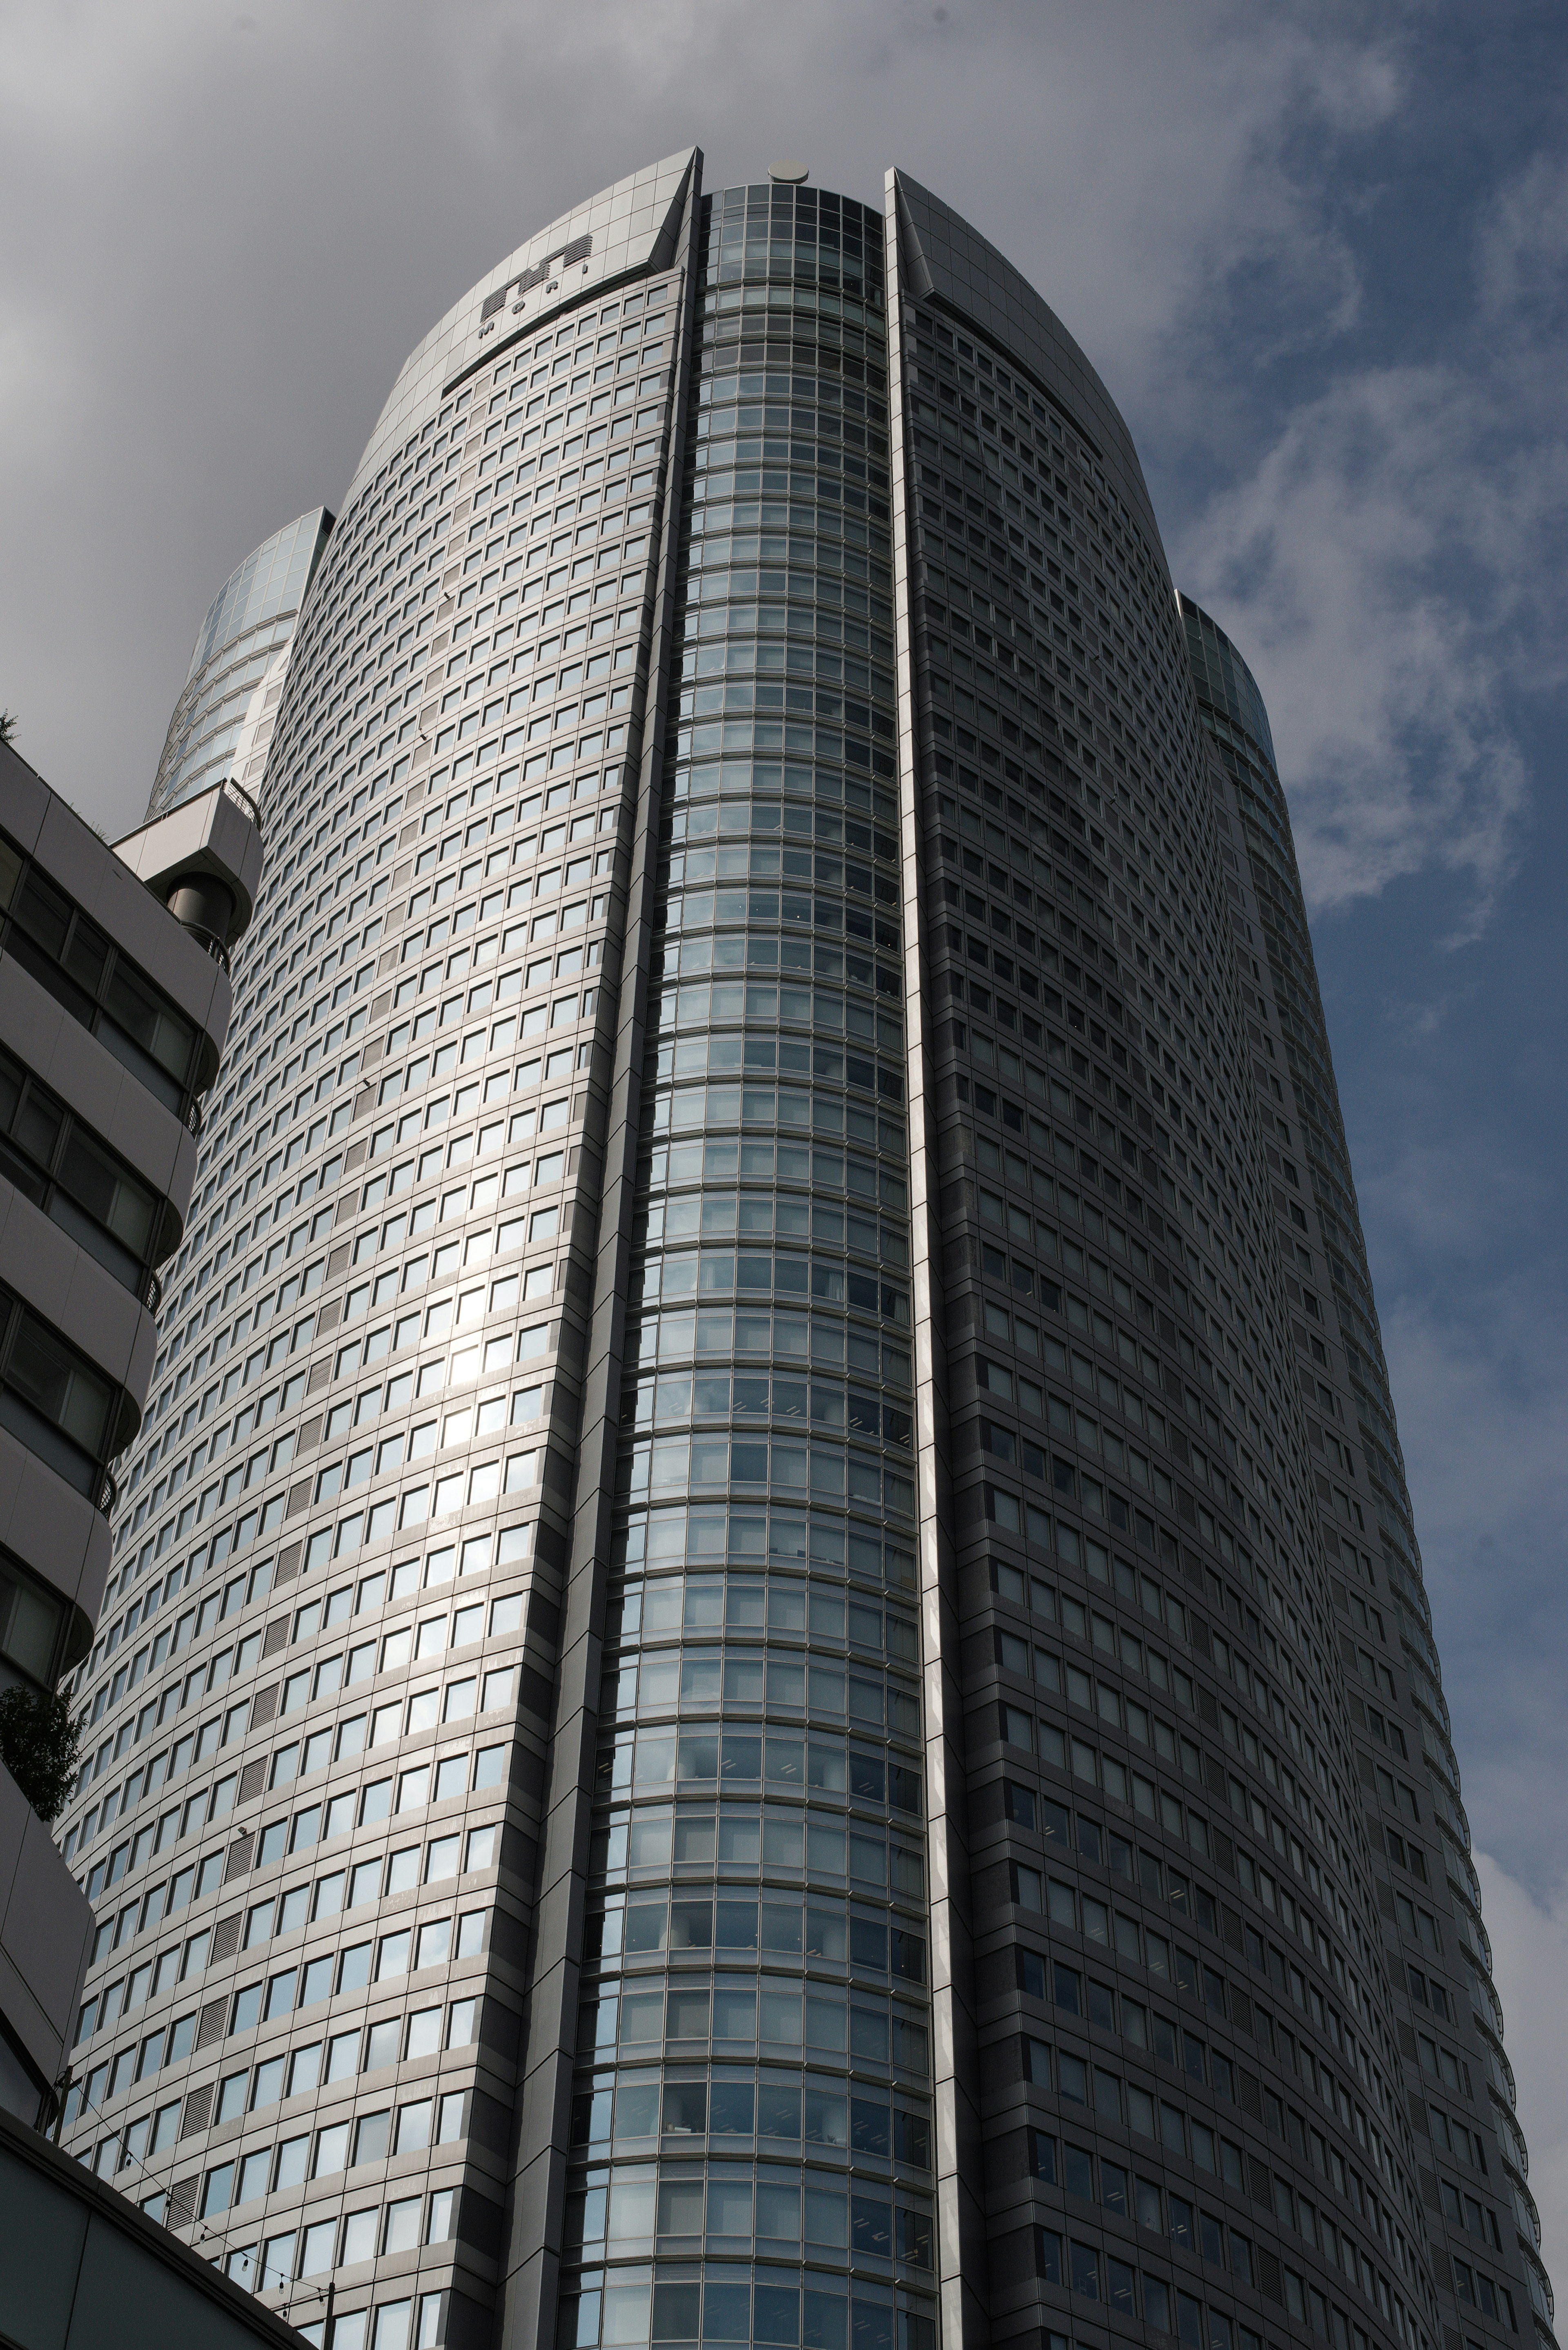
1176, 143, 1568, 941
1474, 1852, 1568, 2282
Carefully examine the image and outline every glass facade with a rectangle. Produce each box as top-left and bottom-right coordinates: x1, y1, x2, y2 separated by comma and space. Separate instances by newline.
1183, 595, 1555, 2347
149, 509, 332, 818
50, 149, 1550, 2350
561, 178, 936, 2350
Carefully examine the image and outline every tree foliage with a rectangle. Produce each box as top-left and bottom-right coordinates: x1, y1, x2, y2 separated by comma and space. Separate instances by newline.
0, 1685, 83, 1822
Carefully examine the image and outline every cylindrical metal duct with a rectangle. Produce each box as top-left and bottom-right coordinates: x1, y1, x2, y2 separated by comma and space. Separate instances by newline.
165, 873, 234, 943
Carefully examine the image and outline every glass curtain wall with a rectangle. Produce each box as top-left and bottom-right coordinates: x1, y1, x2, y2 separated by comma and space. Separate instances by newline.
1183, 597, 1556, 2348
54, 202, 692, 2347
560, 180, 939, 2350
150, 511, 333, 819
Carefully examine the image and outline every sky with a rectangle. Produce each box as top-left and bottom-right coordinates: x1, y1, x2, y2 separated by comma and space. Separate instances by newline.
4, 0, 1567, 2265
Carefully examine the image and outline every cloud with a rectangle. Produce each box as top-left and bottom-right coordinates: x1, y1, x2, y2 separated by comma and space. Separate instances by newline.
1372, 1266, 1568, 1900
0, 0, 1406, 832
1473, 1851, 1568, 2283
1176, 145, 1568, 942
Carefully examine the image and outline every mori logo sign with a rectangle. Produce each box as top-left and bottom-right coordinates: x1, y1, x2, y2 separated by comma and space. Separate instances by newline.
480, 234, 593, 325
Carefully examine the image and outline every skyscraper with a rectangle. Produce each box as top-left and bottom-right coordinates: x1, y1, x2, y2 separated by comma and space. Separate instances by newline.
54, 148, 1552, 2350
149, 510, 334, 823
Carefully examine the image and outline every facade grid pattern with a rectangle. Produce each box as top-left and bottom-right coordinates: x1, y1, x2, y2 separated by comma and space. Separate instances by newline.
45, 149, 1550, 2350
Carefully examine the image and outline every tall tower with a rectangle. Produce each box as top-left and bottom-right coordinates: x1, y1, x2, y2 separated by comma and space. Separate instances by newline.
149, 510, 333, 822
53, 151, 1552, 2350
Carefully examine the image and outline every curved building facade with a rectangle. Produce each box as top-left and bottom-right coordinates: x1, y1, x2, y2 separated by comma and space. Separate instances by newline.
1182, 596, 1555, 2344
149, 509, 333, 820
51, 150, 1550, 2350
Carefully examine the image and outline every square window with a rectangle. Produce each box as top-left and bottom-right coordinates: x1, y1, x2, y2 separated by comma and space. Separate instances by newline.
425, 1834, 460, 1882
340, 2207, 378, 2266
405, 2007, 442, 2060
385, 1846, 420, 1895
365, 2018, 400, 2070
383, 2196, 421, 2253
325, 2030, 359, 2084
298, 2218, 336, 2276
236, 2148, 270, 2205
377, 1930, 411, 1980
287, 2043, 321, 2096
215, 2070, 249, 2124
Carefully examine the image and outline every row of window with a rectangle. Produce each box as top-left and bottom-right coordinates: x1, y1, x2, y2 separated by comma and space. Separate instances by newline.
579, 1978, 929, 2076
573, 2176, 929, 2276
197, 2083, 469, 2218
221, 2189, 455, 2293
78, 1521, 520, 1815
252, 1745, 506, 1870
1018, 1932, 1397, 2218
0, 828, 203, 1110
615, 1495, 915, 1584
658, 869, 893, 949
981, 1449, 1354, 1861
626, 1372, 911, 1447
311, 1399, 543, 1505
644, 1227, 907, 1298
1025, 2057, 1421, 2337
964, 1093, 1292, 1492
644, 1142, 907, 1218
0, 1039, 165, 1296
604, 1650, 917, 1740
650, 1035, 905, 1111
611, 1576, 913, 1659
271, 1658, 520, 1756
993, 1550, 1361, 1909
81, 1728, 501, 1903
998, 1756, 1394, 2122
667, 783, 895, 861
561, 2263, 930, 2350
571, 2069, 928, 2179
676, 609, 895, 725
589, 1893, 924, 1984
119, 1384, 541, 1618
89, 1500, 530, 1778
227, 1908, 483, 2036
595, 1810, 922, 1912
1000, 1703, 1368, 2017
80, 1831, 492, 2042
631, 1306, 912, 1394
619, 1438, 913, 1519
656, 894, 898, 987
651, 985, 900, 1059
597, 1730, 920, 1818
486, 299, 668, 438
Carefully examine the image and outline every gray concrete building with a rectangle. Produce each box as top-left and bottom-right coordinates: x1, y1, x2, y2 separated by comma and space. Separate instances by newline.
0, 731, 278, 2332
50, 149, 1552, 2350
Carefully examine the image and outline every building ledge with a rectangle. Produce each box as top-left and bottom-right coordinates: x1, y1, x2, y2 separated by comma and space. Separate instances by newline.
114, 780, 264, 964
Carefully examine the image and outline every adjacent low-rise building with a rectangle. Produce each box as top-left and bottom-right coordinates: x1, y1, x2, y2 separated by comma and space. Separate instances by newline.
0, 735, 303, 2342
